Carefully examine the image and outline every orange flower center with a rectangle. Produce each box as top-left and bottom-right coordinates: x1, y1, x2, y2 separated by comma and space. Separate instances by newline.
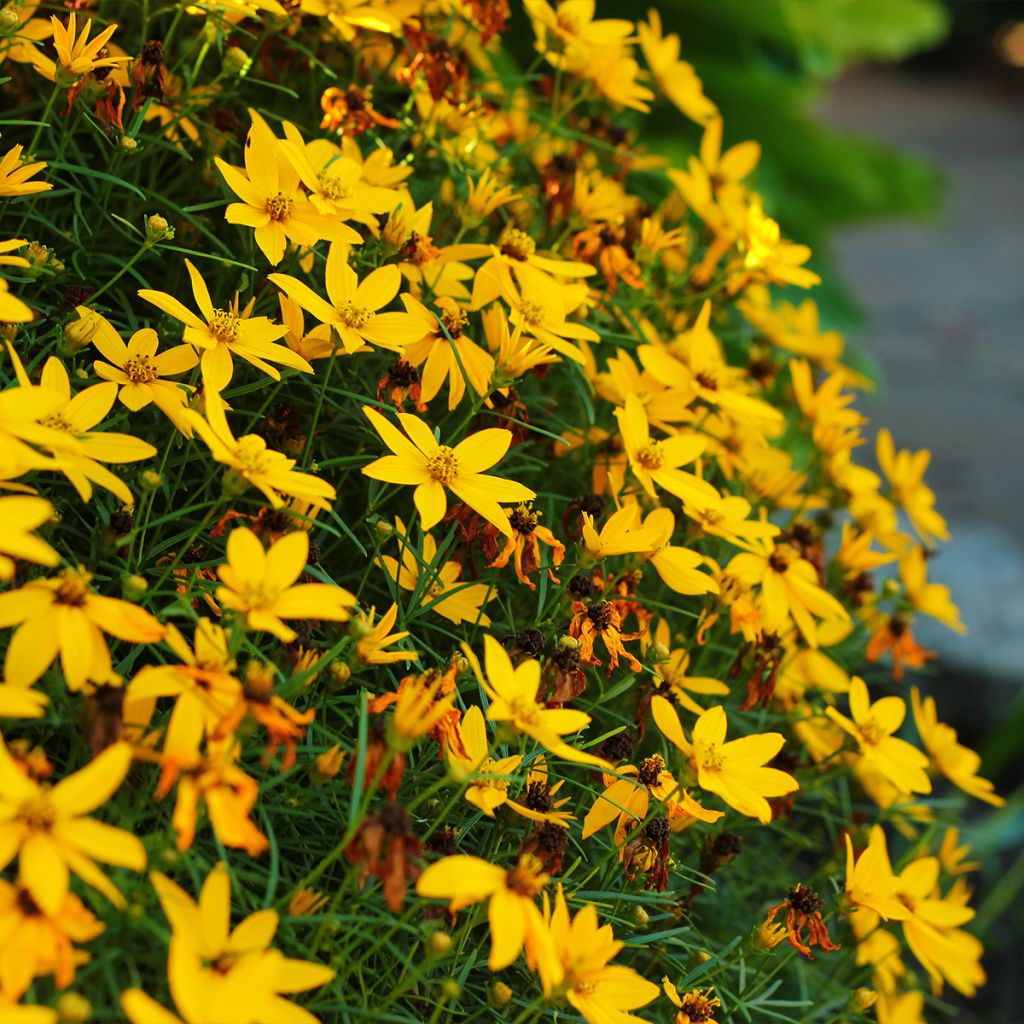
265, 192, 294, 222
636, 442, 664, 470
124, 354, 158, 383
505, 853, 548, 897
316, 172, 350, 201
18, 793, 56, 830
426, 445, 459, 484
56, 567, 92, 605
209, 309, 241, 343
337, 300, 372, 328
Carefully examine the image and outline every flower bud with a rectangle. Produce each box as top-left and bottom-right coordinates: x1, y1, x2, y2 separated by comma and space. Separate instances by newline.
63, 309, 101, 351
56, 993, 91, 1023
0, 7, 22, 30
139, 469, 163, 492
311, 744, 345, 782
119, 134, 138, 153
753, 920, 787, 951
440, 979, 460, 1000
223, 46, 250, 76
145, 213, 174, 244
373, 519, 394, 540
490, 982, 512, 1007
631, 905, 650, 929
427, 931, 453, 956
121, 574, 149, 602
853, 988, 878, 1011
328, 660, 352, 690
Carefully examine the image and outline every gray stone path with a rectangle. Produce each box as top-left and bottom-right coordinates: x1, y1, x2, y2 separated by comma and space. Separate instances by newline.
823, 67, 1024, 677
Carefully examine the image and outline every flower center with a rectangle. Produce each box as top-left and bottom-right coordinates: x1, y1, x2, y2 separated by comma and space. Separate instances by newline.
234, 435, 273, 474
265, 192, 294, 222
696, 370, 719, 391
505, 854, 548, 897
701, 742, 725, 772
124, 354, 157, 383
426, 445, 459, 484
858, 717, 887, 745
209, 308, 241, 344
509, 504, 537, 535
498, 227, 536, 262
56, 568, 92, 605
38, 412, 74, 432
636, 442, 664, 470
18, 793, 56, 830
337, 300, 372, 328
637, 754, 665, 787
518, 299, 544, 326
317, 172, 350, 201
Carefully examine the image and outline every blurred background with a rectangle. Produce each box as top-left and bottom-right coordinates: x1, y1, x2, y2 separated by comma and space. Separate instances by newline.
603, 1, 1024, 1018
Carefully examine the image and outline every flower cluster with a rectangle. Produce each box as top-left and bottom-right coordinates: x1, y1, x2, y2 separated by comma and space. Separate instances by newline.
0, 3, 1000, 1023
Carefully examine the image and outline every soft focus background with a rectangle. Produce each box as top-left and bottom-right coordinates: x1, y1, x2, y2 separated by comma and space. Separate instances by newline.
610, 2, 1024, 1019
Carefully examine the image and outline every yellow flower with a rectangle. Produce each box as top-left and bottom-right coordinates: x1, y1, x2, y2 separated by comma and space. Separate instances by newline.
0, 739, 145, 914
736, 199, 820, 291
139, 259, 307, 394
0, 495, 58, 578
121, 863, 334, 1024
581, 504, 659, 560
449, 704, 523, 816
640, 507, 718, 596
615, 394, 721, 510
876, 428, 949, 547
826, 677, 931, 795
685, 494, 780, 552
843, 826, 913, 922
727, 542, 849, 647
416, 852, 549, 970
528, 1, 633, 74
49, 12, 129, 84
87, 311, 198, 434
378, 517, 493, 626
466, 167, 519, 218
482, 304, 558, 385
186, 394, 336, 510
663, 979, 722, 1024
464, 634, 610, 768
352, 603, 418, 666
532, 885, 660, 1024
900, 546, 963, 632
637, 10, 718, 124
216, 527, 355, 642
0, 566, 164, 690
652, 696, 798, 823
911, 688, 1003, 806
125, 620, 241, 761
362, 405, 535, 536
270, 243, 426, 355
652, 621, 729, 716
214, 110, 360, 266
0, 878, 103, 1000
0, 142, 51, 198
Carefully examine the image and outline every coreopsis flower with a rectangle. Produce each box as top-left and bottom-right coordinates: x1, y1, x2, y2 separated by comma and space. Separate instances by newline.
417, 852, 550, 970
466, 166, 519, 219
87, 313, 198, 434
911, 688, 1003, 806
48, 13, 129, 84
528, 1, 632, 73
663, 980, 722, 1024
652, 696, 799, 823
483, 304, 558, 386
651, 621, 730, 716
378, 518, 493, 625
0, 495, 58, 578
896, 856, 984, 997
280, 120, 401, 222
399, 296, 494, 410
270, 244, 425, 355
569, 599, 643, 673
126, 620, 241, 761
186, 394, 336, 509
531, 885, 660, 1023
876, 429, 949, 547
734, 199, 821, 291
726, 542, 849, 647
581, 504, 656, 559
0, 142, 51, 198
122, 863, 334, 1024
8, 351, 157, 505
900, 546, 964, 632
865, 611, 934, 682
762, 884, 840, 959
373, 669, 459, 752
352, 603, 419, 666
0, 566, 163, 690
826, 677, 931, 795
216, 528, 356, 642
0, 879, 103, 999
844, 826, 913, 921
214, 110, 360, 265
583, 754, 721, 846
139, 259, 307, 393
484, 503, 564, 589
640, 507, 719, 596
448, 704, 553, 821
0, 739, 145, 914
615, 394, 721, 510
464, 634, 610, 768
637, 10, 717, 124
361, 405, 535, 535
